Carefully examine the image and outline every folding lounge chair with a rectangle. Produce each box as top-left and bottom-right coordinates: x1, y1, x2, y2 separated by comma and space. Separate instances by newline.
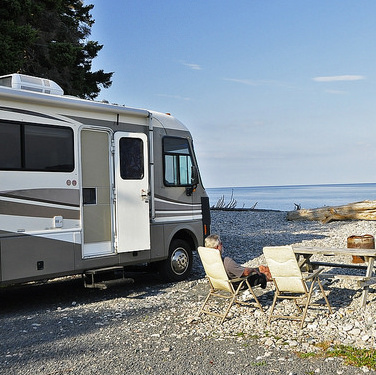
197, 246, 263, 324
263, 245, 332, 329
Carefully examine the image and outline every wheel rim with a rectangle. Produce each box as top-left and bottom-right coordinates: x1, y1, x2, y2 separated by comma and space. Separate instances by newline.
171, 247, 189, 275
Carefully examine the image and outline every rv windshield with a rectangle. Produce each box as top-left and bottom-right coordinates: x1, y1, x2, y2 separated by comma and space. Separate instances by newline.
163, 137, 194, 186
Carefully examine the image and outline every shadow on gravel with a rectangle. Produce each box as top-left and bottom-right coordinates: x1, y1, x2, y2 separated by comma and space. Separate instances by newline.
0, 270, 174, 314
325, 285, 358, 308
0, 270, 194, 368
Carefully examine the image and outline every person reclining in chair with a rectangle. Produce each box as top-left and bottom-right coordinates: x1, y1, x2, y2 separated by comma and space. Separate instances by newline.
205, 234, 267, 289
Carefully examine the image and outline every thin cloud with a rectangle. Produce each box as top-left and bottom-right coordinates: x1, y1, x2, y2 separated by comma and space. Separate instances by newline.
224, 78, 260, 86
325, 89, 348, 95
313, 75, 365, 82
157, 93, 192, 101
181, 61, 202, 71
224, 78, 294, 89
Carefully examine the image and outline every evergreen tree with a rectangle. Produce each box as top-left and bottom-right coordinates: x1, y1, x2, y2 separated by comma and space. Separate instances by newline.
0, 0, 113, 99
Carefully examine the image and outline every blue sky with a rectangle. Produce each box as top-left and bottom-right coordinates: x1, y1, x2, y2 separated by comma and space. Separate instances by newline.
87, 1, 376, 188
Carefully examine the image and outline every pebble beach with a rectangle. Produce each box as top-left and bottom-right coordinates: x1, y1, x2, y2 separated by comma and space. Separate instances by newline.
207, 210, 376, 351
1, 210, 376, 374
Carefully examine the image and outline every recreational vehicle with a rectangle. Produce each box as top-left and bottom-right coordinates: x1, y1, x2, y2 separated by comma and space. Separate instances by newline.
0, 73, 210, 288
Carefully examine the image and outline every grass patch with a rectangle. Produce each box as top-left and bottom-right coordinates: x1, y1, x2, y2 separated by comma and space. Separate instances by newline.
326, 345, 376, 369
315, 341, 332, 351
250, 360, 267, 367
233, 331, 259, 340
297, 342, 376, 370
298, 352, 317, 359
235, 331, 246, 337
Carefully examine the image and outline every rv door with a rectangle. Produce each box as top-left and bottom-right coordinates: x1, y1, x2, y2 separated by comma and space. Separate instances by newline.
81, 129, 113, 258
114, 132, 150, 252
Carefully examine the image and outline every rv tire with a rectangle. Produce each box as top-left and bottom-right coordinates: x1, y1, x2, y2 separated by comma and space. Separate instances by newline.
160, 239, 193, 281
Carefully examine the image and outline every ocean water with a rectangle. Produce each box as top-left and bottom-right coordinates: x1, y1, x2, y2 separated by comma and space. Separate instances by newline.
206, 183, 376, 212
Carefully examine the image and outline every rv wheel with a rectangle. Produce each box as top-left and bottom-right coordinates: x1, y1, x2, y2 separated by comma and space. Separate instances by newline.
160, 239, 193, 281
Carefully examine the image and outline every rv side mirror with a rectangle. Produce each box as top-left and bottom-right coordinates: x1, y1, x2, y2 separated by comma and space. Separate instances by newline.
191, 165, 199, 185
186, 166, 198, 196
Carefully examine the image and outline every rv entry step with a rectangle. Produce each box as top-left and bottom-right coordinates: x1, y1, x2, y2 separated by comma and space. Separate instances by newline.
83, 266, 134, 289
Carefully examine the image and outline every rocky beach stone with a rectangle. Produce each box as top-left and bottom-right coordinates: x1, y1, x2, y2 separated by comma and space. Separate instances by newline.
1, 209, 376, 374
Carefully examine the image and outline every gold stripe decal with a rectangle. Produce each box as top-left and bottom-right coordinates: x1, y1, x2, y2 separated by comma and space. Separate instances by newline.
0, 188, 79, 207
0, 199, 80, 220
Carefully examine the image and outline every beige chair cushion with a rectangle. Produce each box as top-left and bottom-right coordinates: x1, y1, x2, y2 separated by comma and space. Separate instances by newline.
198, 246, 232, 293
263, 245, 306, 293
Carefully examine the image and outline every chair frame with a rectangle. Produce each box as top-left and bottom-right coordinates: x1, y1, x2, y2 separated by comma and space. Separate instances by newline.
264, 246, 332, 329
198, 246, 263, 324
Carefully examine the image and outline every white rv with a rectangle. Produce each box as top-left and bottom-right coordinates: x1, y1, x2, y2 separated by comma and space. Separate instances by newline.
0, 73, 211, 287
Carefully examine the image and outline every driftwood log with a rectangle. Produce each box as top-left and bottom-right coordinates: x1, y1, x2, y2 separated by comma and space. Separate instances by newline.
287, 200, 376, 223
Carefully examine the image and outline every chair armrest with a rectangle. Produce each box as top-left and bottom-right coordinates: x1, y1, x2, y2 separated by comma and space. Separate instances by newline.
230, 277, 247, 283
303, 268, 324, 281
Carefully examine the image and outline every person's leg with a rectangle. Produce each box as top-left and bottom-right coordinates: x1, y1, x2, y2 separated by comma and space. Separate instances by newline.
247, 273, 267, 289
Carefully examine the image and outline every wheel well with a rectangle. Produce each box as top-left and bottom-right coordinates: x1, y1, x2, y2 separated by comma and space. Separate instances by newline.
171, 230, 197, 252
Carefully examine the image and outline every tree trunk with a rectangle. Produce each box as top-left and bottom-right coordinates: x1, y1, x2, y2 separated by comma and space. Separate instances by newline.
287, 200, 376, 223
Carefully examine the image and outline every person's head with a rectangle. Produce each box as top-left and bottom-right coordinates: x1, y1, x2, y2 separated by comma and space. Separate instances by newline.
205, 234, 222, 252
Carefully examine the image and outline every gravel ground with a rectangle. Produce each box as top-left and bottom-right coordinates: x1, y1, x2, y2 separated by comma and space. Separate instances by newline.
1, 210, 376, 374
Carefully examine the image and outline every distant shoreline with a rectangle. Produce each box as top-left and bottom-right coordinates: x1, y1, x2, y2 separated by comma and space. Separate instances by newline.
210, 207, 284, 213
207, 183, 376, 212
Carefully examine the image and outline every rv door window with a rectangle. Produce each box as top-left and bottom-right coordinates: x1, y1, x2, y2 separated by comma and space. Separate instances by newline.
163, 137, 193, 186
0, 121, 74, 172
119, 137, 144, 179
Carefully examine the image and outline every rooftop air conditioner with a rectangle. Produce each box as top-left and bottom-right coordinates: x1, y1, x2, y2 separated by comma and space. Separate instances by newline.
0, 73, 64, 95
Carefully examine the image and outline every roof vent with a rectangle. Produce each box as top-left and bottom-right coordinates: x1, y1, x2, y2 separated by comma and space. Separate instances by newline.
0, 73, 64, 95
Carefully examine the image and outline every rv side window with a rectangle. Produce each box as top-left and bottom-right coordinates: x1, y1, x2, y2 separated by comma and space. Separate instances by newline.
163, 137, 193, 186
0, 122, 22, 168
119, 137, 144, 179
0, 121, 74, 172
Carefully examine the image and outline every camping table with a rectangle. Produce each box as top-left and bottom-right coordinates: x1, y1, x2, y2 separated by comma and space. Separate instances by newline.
292, 246, 376, 308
